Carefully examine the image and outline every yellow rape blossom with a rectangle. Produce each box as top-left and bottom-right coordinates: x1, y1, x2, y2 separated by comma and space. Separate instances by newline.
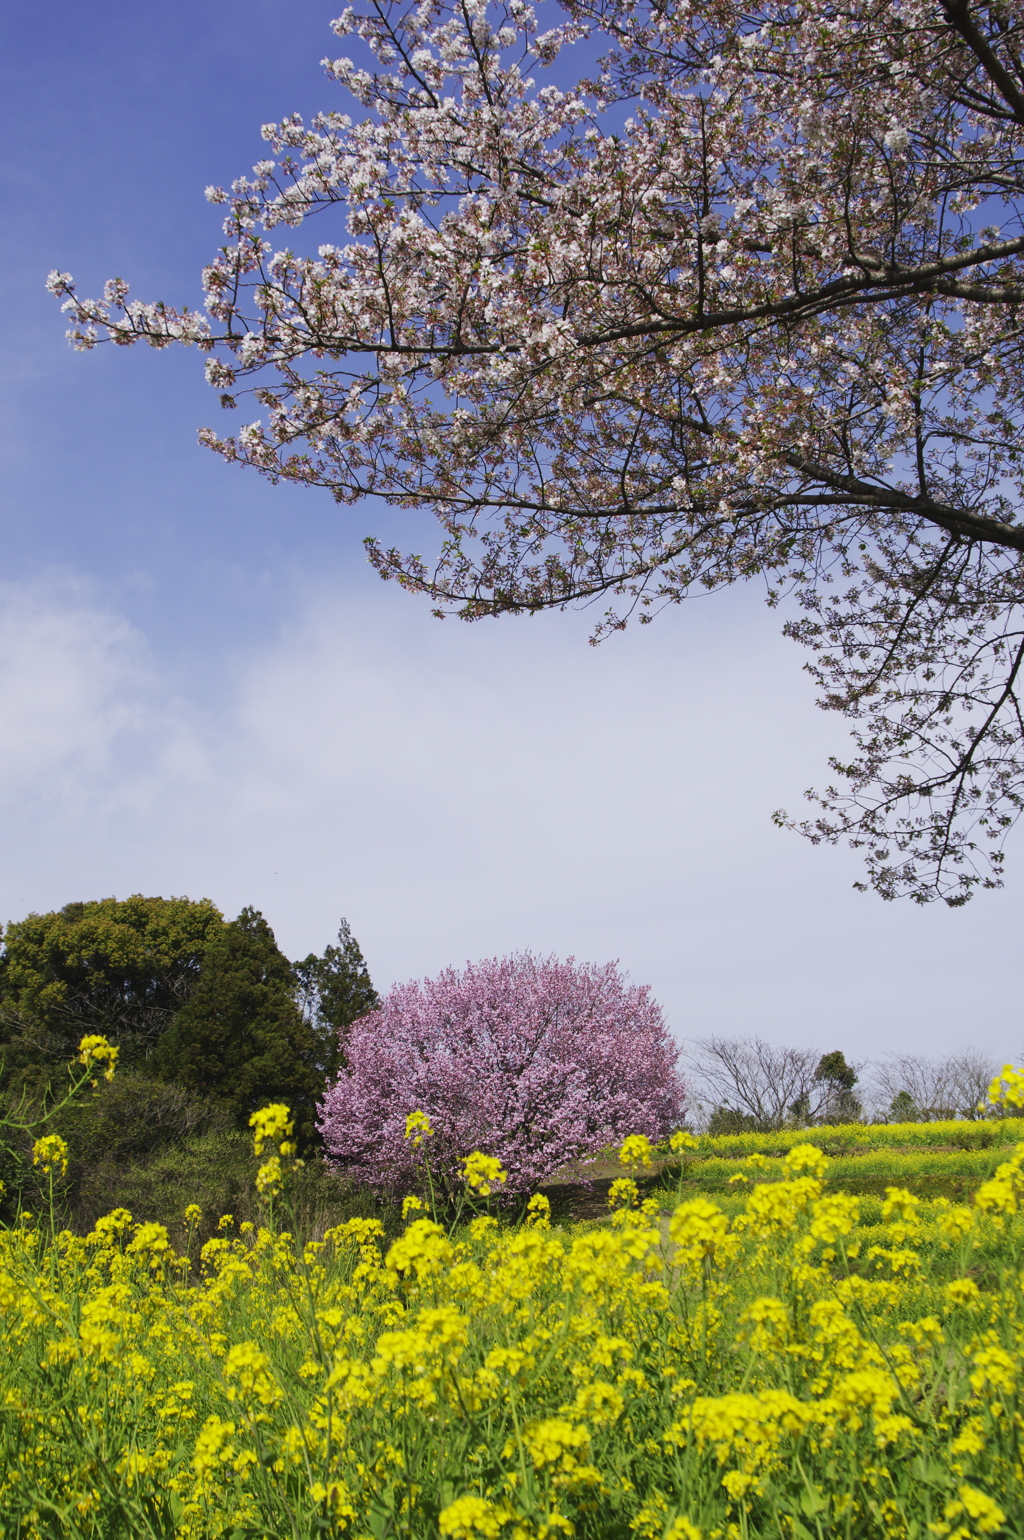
525, 1193, 551, 1228
985, 1063, 1024, 1111
783, 1143, 829, 1181
669, 1198, 731, 1267
608, 1178, 640, 1211
619, 1134, 654, 1170
521, 1417, 591, 1473
255, 1156, 284, 1197
462, 1151, 508, 1195
440, 1495, 513, 1538
404, 1109, 434, 1146
6, 1104, 1024, 1538
946, 1278, 981, 1306
31, 1133, 68, 1177
77, 1033, 118, 1080
224, 1341, 282, 1405
249, 1103, 293, 1156
929, 1485, 1006, 1537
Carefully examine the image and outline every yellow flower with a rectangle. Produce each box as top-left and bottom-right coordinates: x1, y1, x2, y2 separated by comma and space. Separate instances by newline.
931, 1486, 1006, 1537
462, 1151, 508, 1195
721, 1470, 757, 1499
619, 1133, 654, 1169
256, 1156, 284, 1197
192, 1414, 237, 1476
974, 1151, 1024, 1214
309, 1479, 356, 1520
950, 1419, 985, 1458
669, 1198, 731, 1266
936, 1207, 975, 1242
521, 1417, 590, 1472
440, 1495, 511, 1538
525, 1193, 551, 1228
127, 1222, 172, 1268
985, 1063, 1024, 1110
77, 1033, 118, 1080
249, 1103, 293, 1157
90, 1207, 133, 1243
183, 1203, 202, 1225
224, 1341, 282, 1405
566, 1380, 625, 1427
741, 1177, 820, 1235
374, 1305, 469, 1376
882, 1187, 921, 1223
404, 1109, 434, 1146
945, 1278, 980, 1306
957, 1486, 1005, 1534
969, 1344, 1015, 1396
31, 1133, 68, 1177
403, 1194, 425, 1218
664, 1521, 702, 1540
386, 1218, 454, 1282
783, 1143, 829, 1181
669, 1130, 698, 1153
738, 1296, 789, 1352
608, 1177, 640, 1211
807, 1192, 860, 1246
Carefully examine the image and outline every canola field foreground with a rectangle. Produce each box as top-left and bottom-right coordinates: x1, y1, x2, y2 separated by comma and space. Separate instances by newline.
4, 1135, 1024, 1540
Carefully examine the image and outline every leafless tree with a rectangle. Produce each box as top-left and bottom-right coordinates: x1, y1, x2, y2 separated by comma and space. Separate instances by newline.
683, 1036, 861, 1132
866, 1050, 999, 1122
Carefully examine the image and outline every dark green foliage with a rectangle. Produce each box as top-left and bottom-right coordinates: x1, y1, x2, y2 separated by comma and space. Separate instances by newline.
0, 894, 223, 1088
54, 1071, 229, 1166
10, 1123, 394, 1252
0, 1071, 228, 1226
154, 908, 324, 1147
706, 1105, 769, 1136
814, 1050, 863, 1125
293, 918, 379, 1080
889, 1089, 921, 1122
815, 1050, 858, 1092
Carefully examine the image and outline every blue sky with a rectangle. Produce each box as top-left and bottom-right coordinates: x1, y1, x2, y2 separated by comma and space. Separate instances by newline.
2, 0, 1022, 1072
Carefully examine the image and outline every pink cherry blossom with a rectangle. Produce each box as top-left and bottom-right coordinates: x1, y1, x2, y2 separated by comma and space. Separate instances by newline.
317, 952, 684, 1200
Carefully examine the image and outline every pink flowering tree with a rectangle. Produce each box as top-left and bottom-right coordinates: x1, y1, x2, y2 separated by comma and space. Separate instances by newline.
316, 953, 684, 1201
49, 0, 1024, 904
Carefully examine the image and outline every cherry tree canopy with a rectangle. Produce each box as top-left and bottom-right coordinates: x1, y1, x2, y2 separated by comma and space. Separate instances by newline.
50, 0, 1024, 904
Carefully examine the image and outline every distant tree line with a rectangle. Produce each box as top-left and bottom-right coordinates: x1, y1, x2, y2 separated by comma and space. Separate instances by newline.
0, 895, 378, 1152
683, 1036, 1005, 1134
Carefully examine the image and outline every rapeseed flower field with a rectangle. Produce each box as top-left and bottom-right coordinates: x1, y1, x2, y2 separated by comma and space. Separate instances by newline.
3, 1062, 1024, 1538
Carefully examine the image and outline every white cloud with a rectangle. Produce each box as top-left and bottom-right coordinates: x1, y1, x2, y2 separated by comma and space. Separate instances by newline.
0, 574, 1020, 1065
0, 576, 156, 794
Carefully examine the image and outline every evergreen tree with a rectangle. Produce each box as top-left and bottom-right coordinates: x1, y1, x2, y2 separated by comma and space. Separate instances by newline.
155, 908, 324, 1147
814, 1051, 862, 1125
0, 895, 223, 1090
293, 919, 378, 1081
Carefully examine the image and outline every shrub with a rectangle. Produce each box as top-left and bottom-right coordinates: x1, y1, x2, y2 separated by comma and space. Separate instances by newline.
318, 952, 684, 1201
68, 1131, 390, 1251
